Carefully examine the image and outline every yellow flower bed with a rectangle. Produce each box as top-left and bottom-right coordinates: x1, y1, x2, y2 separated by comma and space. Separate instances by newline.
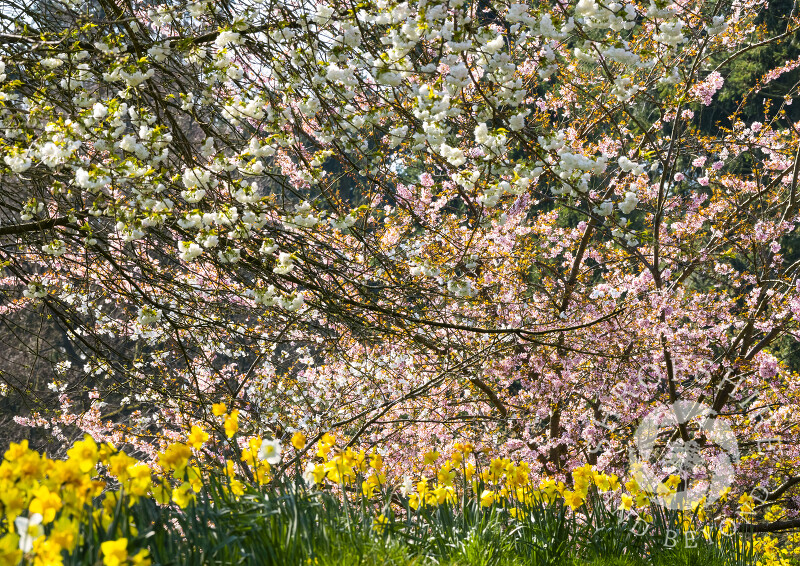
0, 419, 797, 566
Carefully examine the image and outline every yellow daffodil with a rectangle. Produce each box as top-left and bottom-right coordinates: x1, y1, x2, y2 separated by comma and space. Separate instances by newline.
150, 480, 172, 505
130, 549, 152, 566
157, 443, 191, 477
0, 533, 22, 566
66, 435, 99, 474
28, 485, 62, 524
562, 490, 584, 510
126, 464, 152, 497
373, 513, 388, 534
224, 410, 239, 438
291, 431, 307, 450
437, 461, 456, 487
172, 482, 195, 508
49, 516, 79, 552
31, 538, 63, 566
620, 494, 633, 511
423, 450, 440, 465
187, 425, 209, 449
101, 538, 128, 566
434, 485, 456, 505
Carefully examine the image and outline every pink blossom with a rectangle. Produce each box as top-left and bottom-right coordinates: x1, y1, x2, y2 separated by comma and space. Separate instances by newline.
762, 55, 800, 85
690, 71, 725, 105
419, 173, 434, 187
758, 353, 779, 379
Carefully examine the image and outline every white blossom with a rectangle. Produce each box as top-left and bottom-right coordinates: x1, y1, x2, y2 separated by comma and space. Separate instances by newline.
215, 31, 242, 47
42, 239, 66, 257
137, 306, 163, 325
178, 241, 203, 262
217, 247, 241, 263
439, 143, 466, 166
274, 252, 295, 274
575, 0, 599, 18
705, 16, 728, 36
508, 113, 526, 131
619, 191, 639, 214
655, 19, 685, 47
183, 167, 214, 189
4, 153, 31, 173
483, 35, 505, 54
41, 58, 63, 69
594, 201, 613, 216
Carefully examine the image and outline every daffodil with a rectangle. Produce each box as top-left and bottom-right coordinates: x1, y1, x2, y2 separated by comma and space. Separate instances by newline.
158, 443, 192, 477
634, 492, 650, 507
101, 538, 128, 566
620, 494, 633, 511
31, 538, 63, 565
258, 438, 282, 465
437, 461, 456, 486
373, 513, 388, 534
151, 480, 172, 505
291, 431, 306, 450
108, 452, 137, 482
49, 516, 79, 552
14, 513, 43, 553
0, 533, 22, 566
28, 485, 62, 524
66, 435, 99, 473
422, 450, 439, 465
594, 473, 617, 492
433, 485, 456, 505
172, 482, 195, 508
125, 463, 153, 497
453, 441, 474, 455
316, 434, 335, 458
187, 425, 209, 449
224, 410, 239, 438
303, 462, 325, 486
562, 490, 584, 510
130, 549, 152, 566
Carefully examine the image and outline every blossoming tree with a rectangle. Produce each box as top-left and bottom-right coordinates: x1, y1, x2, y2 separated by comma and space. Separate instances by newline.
2, 0, 800, 530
